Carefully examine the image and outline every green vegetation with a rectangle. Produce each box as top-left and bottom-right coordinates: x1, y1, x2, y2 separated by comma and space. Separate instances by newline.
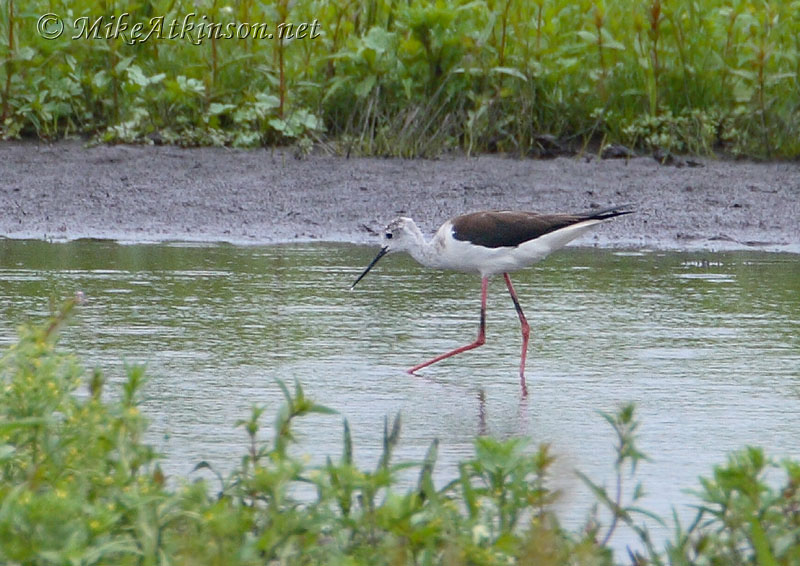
2, 301, 800, 565
1, 0, 799, 157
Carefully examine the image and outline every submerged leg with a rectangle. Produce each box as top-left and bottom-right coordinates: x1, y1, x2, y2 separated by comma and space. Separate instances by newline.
408, 277, 488, 375
503, 273, 530, 396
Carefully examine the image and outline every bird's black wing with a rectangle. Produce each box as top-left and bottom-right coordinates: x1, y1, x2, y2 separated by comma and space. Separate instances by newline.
450, 206, 633, 249
450, 211, 582, 248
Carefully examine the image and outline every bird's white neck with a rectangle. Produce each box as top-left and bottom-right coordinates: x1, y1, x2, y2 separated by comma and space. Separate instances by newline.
401, 221, 442, 269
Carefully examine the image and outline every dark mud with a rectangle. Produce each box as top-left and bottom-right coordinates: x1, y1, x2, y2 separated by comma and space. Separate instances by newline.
2, 140, 798, 252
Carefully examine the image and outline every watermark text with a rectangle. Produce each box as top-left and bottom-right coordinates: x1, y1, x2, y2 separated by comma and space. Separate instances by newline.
37, 12, 322, 45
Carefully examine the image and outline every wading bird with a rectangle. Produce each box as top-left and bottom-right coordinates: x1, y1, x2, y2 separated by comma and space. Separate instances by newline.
351, 205, 634, 395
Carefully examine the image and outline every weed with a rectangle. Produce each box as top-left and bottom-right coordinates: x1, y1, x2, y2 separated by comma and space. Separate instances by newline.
2, 304, 800, 564
1, 0, 798, 156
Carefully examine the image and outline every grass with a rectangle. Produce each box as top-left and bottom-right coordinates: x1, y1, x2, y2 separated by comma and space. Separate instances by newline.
1, 300, 800, 565
0, 0, 799, 157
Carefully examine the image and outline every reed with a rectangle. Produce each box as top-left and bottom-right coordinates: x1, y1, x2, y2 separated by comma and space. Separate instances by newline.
1, 0, 798, 157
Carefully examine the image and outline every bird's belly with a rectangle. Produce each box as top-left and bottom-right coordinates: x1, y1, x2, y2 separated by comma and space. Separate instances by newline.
435, 239, 551, 276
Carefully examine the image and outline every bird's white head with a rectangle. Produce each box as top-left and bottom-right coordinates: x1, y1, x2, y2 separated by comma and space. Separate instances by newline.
380, 217, 423, 253
351, 217, 423, 289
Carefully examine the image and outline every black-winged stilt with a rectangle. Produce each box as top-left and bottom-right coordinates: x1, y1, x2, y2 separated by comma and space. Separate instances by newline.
351, 205, 634, 394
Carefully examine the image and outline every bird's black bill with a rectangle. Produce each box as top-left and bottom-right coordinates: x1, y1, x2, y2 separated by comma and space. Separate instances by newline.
351, 246, 389, 289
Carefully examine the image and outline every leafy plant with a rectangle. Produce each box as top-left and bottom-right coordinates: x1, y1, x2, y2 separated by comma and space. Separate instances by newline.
1, 0, 798, 156
0, 298, 167, 564
666, 447, 800, 566
3, 304, 800, 565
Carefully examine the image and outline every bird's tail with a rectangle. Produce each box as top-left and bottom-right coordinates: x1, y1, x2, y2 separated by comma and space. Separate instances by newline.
583, 204, 635, 221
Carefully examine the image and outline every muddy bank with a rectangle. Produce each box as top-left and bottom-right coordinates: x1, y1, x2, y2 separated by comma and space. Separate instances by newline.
1, 140, 798, 252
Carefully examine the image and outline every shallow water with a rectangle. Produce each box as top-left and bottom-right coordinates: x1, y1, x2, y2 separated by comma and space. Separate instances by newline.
1, 239, 799, 552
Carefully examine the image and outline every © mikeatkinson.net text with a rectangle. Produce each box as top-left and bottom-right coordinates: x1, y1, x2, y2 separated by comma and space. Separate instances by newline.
37, 12, 322, 44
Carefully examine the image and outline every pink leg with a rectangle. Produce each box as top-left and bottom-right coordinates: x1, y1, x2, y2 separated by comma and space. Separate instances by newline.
503, 273, 529, 396
408, 277, 488, 374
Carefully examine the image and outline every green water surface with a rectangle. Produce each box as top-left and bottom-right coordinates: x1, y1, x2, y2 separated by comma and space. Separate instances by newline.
1, 239, 798, 547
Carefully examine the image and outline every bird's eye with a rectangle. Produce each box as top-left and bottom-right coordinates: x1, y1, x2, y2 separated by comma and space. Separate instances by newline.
385, 233, 393, 239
